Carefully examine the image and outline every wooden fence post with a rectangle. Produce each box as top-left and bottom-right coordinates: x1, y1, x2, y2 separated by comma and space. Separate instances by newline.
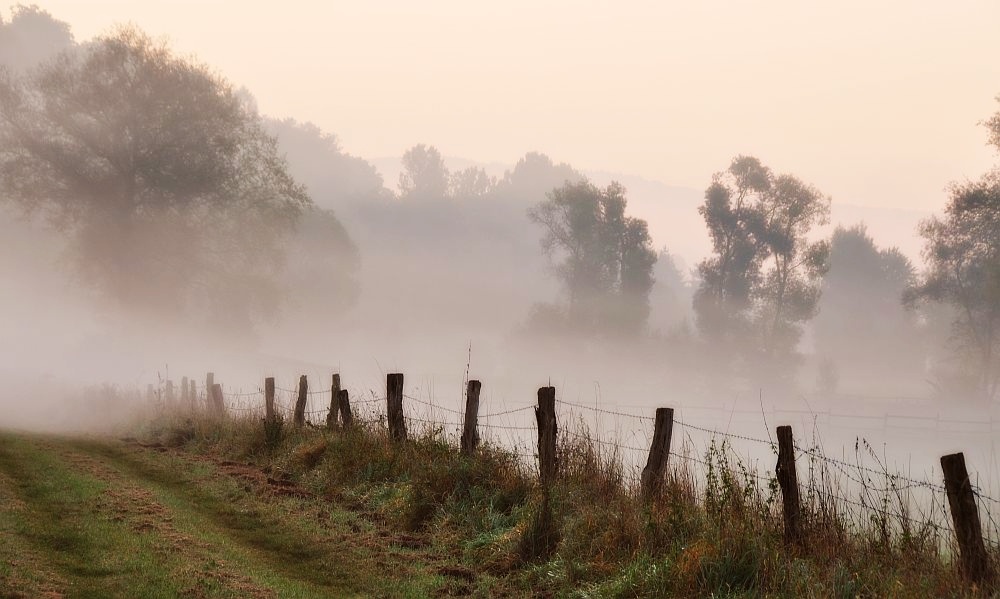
338, 389, 353, 429
641, 407, 674, 499
776, 425, 801, 543
205, 372, 214, 409
180, 377, 189, 405
165, 380, 175, 406
941, 452, 991, 584
211, 383, 226, 417
293, 375, 307, 427
189, 380, 197, 410
461, 380, 482, 456
536, 386, 557, 485
386, 373, 406, 442
327, 374, 341, 429
264, 377, 275, 422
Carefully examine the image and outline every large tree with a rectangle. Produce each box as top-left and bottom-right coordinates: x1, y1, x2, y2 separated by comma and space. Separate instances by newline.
528, 180, 657, 336
0, 5, 73, 72
694, 156, 830, 367
908, 173, 1000, 400
905, 97, 1000, 400
0, 26, 311, 328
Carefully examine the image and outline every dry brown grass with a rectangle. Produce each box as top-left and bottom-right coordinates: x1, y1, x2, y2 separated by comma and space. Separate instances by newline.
138, 402, 998, 598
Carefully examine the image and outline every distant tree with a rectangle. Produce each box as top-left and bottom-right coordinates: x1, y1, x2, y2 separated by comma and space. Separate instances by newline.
528, 180, 657, 336
814, 225, 921, 383
693, 156, 770, 346
496, 152, 582, 205
987, 94, 1000, 151
0, 5, 73, 71
265, 117, 388, 206
398, 144, 449, 200
694, 156, 830, 367
756, 174, 831, 357
907, 173, 1000, 400
0, 26, 312, 328
450, 165, 495, 200
281, 206, 360, 316
649, 248, 692, 333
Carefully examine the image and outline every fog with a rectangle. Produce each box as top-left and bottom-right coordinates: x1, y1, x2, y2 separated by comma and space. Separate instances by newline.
2, 4, 999, 515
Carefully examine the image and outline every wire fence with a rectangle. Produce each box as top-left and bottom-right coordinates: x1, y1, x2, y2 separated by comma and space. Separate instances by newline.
146, 375, 1000, 550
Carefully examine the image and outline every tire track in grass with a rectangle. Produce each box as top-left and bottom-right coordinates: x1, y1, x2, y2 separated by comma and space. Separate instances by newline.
0, 464, 68, 598
0, 434, 360, 598
0, 434, 195, 597
65, 438, 443, 597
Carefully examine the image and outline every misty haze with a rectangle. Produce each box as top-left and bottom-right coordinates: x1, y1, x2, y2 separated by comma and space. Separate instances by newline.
1, 2, 999, 597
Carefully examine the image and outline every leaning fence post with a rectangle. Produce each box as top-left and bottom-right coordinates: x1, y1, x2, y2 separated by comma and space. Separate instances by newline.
327, 374, 341, 429
386, 373, 406, 442
338, 389, 353, 429
941, 452, 991, 584
211, 383, 226, 417
641, 407, 674, 499
461, 380, 482, 456
536, 386, 557, 485
776, 425, 801, 542
205, 372, 215, 408
293, 375, 308, 427
264, 377, 275, 422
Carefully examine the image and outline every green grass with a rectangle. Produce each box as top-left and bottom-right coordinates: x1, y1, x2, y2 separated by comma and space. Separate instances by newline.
1, 407, 995, 597
0, 433, 456, 597
0, 435, 191, 597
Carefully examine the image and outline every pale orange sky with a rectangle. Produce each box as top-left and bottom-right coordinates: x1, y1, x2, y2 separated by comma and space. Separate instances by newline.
25, 1, 1000, 212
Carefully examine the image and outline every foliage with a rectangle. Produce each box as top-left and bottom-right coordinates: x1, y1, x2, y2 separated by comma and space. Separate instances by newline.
528, 180, 658, 336
495, 151, 582, 202
450, 165, 496, 200
814, 224, 923, 385
987, 94, 1000, 153
908, 172, 1000, 400
0, 4, 73, 71
279, 206, 360, 318
0, 26, 312, 329
265, 117, 389, 205
398, 143, 450, 201
649, 248, 693, 333
694, 155, 830, 370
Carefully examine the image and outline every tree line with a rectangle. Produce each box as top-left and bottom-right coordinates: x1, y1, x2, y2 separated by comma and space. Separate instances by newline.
1, 8, 997, 400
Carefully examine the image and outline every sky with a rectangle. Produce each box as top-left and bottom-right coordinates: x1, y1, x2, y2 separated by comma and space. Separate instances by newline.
23, 1, 1000, 213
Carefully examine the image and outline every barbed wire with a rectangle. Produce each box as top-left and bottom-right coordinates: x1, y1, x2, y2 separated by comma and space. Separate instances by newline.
408, 415, 461, 428
480, 422, 537, 432
555, 398, 656, 422
480, 405, 534, 418
674, 419, 775, 446
222, 389, 263, 399
198, 386, 1000, 514
403, 394, 466, 416
563, 429, 648, 453
794, 444, 948, 494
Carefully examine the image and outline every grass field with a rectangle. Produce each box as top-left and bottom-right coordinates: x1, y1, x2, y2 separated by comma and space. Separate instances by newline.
0, 410, 995, 598
0, 432, 473, 598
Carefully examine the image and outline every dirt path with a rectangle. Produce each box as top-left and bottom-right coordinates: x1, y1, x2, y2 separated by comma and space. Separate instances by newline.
0, 433, 461, 598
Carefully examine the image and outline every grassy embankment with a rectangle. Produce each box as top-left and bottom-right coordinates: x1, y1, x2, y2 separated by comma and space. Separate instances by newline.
0, 406, 994, 598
